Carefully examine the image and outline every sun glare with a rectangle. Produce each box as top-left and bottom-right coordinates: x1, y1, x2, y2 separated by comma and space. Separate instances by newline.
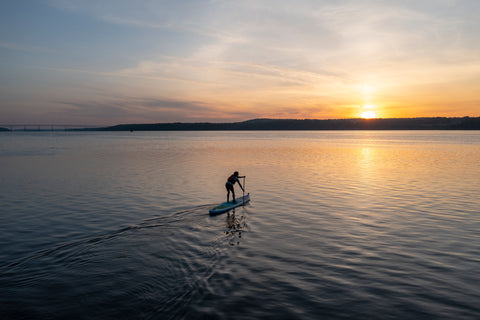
361, 111, 377, 119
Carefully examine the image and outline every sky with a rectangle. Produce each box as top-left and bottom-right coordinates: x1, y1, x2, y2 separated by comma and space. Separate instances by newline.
1, 0, 479, 125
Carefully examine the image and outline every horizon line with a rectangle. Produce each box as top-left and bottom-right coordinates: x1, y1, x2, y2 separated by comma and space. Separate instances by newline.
1, 116, 479, 129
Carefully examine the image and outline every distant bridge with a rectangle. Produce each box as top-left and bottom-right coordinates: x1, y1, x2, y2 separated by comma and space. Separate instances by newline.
0, 124, 101, 131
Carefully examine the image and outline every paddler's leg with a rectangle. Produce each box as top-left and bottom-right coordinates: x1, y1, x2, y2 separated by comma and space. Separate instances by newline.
226, 182, 231, 202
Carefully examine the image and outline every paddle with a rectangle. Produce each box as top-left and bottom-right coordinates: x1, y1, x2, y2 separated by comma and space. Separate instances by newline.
243, 176, 246, 206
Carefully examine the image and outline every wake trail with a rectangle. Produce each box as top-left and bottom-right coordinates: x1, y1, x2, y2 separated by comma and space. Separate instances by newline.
0, 204, 214, 273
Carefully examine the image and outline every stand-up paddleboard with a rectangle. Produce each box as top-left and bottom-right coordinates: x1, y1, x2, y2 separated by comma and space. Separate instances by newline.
209, 194, 250, 215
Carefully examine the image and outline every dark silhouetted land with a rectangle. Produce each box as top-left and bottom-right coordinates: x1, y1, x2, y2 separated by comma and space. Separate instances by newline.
89, 117, 480, 131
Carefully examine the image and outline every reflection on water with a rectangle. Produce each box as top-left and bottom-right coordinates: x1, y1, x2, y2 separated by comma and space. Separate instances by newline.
224, 210, 248, 246
1, 131, 479, 319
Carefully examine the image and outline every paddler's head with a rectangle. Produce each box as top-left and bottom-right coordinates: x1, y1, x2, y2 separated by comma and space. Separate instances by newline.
234, 171, 239, 176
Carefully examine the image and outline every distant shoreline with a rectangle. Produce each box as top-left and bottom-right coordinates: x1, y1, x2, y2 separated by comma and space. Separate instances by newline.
2, 117, 480, 131
86, 117, 480, 131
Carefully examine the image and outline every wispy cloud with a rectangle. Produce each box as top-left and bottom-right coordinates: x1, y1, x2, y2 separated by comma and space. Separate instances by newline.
58, 96, 231, 124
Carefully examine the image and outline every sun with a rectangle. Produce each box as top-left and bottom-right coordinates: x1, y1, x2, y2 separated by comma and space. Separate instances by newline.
361, 111, 377, 119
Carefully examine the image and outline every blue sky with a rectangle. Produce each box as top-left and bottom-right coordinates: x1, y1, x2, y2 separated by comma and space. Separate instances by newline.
1, 0, 479, 125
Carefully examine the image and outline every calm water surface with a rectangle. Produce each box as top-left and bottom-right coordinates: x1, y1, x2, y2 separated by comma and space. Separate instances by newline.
1, 131, 479, 319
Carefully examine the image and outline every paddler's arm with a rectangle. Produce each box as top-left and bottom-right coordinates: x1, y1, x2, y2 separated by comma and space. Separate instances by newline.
238, 176, 245, 191
237, 180, 244, 191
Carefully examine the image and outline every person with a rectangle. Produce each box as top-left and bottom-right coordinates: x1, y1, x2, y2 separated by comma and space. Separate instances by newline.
226, 171, 245, 203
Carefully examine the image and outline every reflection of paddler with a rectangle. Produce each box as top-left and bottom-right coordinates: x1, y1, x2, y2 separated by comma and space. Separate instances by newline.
226, 210, 238, 232
225, 210, 247, 246
225, 171, 245, 204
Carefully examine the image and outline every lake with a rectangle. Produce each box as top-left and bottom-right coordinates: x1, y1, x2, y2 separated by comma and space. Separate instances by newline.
1, 131, 479, 319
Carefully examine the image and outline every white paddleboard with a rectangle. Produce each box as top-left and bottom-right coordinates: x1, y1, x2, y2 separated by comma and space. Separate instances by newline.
209, 194, 250, 215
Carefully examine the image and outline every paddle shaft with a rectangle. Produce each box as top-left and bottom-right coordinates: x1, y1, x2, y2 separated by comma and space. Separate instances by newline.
243, 176, 246, 206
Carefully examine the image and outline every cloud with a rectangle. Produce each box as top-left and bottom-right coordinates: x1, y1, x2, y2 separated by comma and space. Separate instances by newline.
118, 56, 339, 88
46, 0, 213, 33
45, 1, 480, 71
57, 96, 233, 124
